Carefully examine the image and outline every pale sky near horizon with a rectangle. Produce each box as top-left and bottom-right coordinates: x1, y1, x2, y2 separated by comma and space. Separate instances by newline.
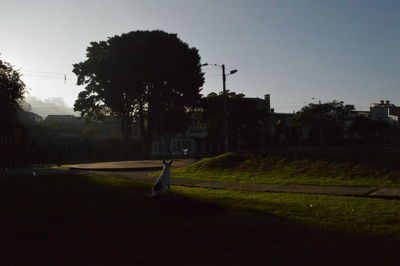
1, 0, 399, 113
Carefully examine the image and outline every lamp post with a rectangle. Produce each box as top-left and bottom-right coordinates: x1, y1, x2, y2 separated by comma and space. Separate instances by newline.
202, 63, 238, 152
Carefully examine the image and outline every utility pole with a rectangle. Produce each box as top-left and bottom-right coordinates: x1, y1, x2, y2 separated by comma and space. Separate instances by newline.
222, 64, 228, 152
201, 63, 237, 153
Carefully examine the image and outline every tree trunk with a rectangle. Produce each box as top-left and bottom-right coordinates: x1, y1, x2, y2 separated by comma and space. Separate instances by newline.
120, 110, 133, 159
144, 95, 158, 158
143, 123, 154, 158
138, 100, 152, 158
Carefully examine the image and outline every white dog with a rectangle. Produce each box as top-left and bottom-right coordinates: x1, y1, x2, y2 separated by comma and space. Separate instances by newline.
146, 160, 173, 197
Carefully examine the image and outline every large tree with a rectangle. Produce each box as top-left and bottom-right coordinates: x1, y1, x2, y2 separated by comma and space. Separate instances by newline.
73, 30, 204, 155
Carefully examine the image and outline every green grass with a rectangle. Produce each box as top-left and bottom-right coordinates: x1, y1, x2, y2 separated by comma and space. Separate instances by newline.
171, 147, 400, 188
174, 186, 400, 239
0, 171, 399, 265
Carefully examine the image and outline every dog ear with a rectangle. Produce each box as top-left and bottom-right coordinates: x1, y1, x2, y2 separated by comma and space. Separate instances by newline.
169, 160, 173, 164
162, 160, 166, 164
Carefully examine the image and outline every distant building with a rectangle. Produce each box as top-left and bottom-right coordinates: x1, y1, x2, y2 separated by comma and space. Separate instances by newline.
352, 110, 370, 117
262, 94, 297, 144
17, 110, 43, 124
370, 100, 400, 127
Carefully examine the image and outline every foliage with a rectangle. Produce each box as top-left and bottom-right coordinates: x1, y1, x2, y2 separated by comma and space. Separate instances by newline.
0, 58, 26, 117
195, 91, 268, 150
73, 30, 204, 155
293, 101, 354, 144
0, 58, 27, 170
20, 117, 143, 164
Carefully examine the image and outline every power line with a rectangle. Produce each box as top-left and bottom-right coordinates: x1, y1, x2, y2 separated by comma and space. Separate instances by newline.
21, 69, 75, 75
22, 73, 75, 81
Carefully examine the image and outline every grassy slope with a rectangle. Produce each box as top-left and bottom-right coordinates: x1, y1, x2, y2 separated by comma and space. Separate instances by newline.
172, 147, 400, 188
0, 172, 399, 265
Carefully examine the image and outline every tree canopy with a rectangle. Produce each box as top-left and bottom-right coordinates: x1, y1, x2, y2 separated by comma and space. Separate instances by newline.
0, 58, 26, 117
0, 57, 26, 170
293, 101, 354, 144
73, 30, 204, 155
195, 91, 268, 151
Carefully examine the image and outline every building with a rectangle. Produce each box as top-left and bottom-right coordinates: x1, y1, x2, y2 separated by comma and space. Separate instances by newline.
370, 100, 400, 127
262, 94, 298, 145
17, 110, 43, 124
151, 125, 208, 157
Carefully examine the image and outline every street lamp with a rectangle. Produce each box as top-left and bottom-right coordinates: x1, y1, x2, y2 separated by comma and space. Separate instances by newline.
202, 63, 238, 152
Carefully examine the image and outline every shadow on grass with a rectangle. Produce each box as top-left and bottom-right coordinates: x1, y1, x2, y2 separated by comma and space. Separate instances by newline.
0, 170, 398, 266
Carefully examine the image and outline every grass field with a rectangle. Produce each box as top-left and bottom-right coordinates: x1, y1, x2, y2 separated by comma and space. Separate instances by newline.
171, 146, 400, 188
0, 171, 399, 265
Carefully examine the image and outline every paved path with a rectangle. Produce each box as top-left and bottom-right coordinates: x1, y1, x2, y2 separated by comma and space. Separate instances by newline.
4, 160, 399, 199
69, 159, 194, 171
82, 169, 400, 200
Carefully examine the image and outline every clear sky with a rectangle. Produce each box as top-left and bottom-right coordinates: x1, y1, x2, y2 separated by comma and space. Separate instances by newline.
1, 0, 399, 113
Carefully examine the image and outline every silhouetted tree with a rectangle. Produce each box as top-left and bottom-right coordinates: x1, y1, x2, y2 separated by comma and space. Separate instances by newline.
195, 91, 267, 151
0, 58, 26, 170
73, 30, 204, 156
294, 101, 354, 145
0, 58, 26, 117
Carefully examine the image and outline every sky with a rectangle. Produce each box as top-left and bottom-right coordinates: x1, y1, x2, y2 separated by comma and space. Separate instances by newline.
1, 0, 399, 115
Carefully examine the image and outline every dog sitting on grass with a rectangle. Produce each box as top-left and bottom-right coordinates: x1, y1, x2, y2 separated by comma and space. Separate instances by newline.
146, 160, 173, 197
